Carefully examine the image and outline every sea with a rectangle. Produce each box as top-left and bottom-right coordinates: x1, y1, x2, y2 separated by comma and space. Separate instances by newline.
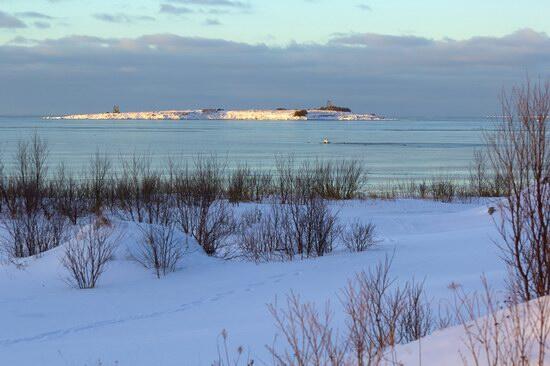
0, 116, 496, 186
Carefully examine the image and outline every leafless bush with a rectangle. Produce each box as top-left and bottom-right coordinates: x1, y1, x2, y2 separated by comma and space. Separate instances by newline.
468, 149, 507, 198
113, 154, 167, 224
342, 257, 405, 365
52, 163, 89, 224
275, 156, 298, 204
237, 206, 292, 262
0, 135, 69, 258
172, 157, 236, 257
212, 329, 254, 366
342, 256, 435, 365
189, 155, 226, 205
275, 158, 365, 203
453, 278, 550, 366
9, 133, 49, 213
1, 209, 68, 258
281, 196, 340, 258
0, 151, 4, 214
265, 259, 433, 365
86, 151, 112, 215
341, 221, 377, 252
227, 165, 273, 203
311, 160, 365, 200
238, 197, 340, 261
267, 292, 347, 366
398, 280, 434, 343
133, 216, 182, 278
61, 218, 118, 289
429, 176, 456, 202
191, 199, 236, 257
487, 79, 549, 301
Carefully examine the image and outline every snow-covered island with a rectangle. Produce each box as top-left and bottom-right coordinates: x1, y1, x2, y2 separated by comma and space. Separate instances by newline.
46, 108, 384, 121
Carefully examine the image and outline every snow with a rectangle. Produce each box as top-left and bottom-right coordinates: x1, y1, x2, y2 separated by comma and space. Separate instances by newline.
393, 295, 550, 366
48, 109, 384, 121
0, 199, 512, 365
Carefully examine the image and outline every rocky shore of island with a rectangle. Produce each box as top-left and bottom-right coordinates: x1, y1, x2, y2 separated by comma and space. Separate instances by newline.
46, 105, 384, 121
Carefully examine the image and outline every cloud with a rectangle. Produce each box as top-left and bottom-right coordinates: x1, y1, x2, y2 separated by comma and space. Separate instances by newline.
203, 18, 222, 25
34, 21, 51, 29
0, 30, 548, 116
93, 13, 155, 23
357, 3, 372, 11
16, 11, 54, 20
166, 0, 249, 8
0, 11, 26, 28
331, 33, 434, 47
160, 4, 194, 14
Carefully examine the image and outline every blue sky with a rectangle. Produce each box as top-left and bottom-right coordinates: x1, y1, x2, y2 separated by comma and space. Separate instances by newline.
2, 0, 550, 44
0, 0, 549, 116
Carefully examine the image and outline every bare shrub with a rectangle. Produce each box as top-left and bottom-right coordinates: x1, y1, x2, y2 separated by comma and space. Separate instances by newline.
173, 163, 196, 235
11, 133, 49, 213
212, 329, 254, 366
341, 221, 377, 252
311, 160, 365, 200
469, 149, 489, 197
398, 280, 434, 343
281, 196, 340, 258
0, 135, 69, 258
189, 155, 226, 205
267, 292, 347, 366
468, 149, 509, 198
487, 79, 549, 301
342, 257, 405, 365
227, 165, 273, 203
342, 256, 435, 365
1, 209, 68, 258
61, 218, 118, 289
52, 163, 88, 224
238, 197, 340, 261
86, 151, 112, 215
113, 154, 167, 224
453, 278, 550, 366
265, 260, 433, 366
173, 157, 236, 257
0, 151, 4, 214
227, 166, 253, 203
215, 258, 436, 365
429, 176, 456, 202
133, 217, 181, 278
275, 158, 365, 203
191, 199, 236, 257
237, 206, 292, 262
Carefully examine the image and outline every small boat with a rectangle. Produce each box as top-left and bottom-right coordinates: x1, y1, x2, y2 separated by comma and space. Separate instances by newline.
323, 137, 330, 144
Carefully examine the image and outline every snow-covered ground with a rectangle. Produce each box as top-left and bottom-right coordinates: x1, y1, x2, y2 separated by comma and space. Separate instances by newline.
47, 109, 384, 121
0, 199, 509, 365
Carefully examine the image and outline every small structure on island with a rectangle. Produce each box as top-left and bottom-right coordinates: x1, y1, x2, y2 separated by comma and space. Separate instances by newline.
319, 100, 351, 113
112, 105, 121, 114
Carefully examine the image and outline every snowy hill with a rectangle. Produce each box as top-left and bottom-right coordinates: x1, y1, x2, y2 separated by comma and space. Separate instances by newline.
0, 199, 514, 365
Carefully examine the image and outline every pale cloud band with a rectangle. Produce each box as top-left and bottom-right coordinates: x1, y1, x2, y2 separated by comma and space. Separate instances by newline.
0, 29, 548, 116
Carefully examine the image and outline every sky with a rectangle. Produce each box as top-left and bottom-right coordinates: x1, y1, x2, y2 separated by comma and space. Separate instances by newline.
0, 0, 549, 116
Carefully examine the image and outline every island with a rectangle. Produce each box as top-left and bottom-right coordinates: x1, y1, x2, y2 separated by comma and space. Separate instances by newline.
46, 102, 384, 121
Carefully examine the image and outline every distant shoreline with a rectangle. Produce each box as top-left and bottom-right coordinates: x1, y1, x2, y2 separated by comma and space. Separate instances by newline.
45, 109, 385, 121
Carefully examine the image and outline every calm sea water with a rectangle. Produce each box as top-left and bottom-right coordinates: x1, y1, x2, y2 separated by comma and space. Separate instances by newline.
0, 116, 495, 185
